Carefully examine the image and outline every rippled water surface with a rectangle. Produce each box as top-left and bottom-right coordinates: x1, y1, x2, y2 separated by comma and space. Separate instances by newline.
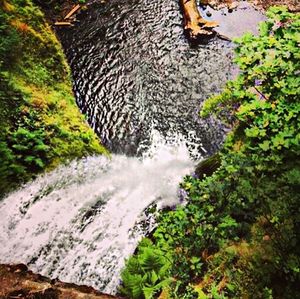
59, 0, 235, 158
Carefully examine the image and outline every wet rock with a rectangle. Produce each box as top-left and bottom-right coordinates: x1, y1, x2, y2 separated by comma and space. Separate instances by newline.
228, 1, 239, 10
195, 153, 221, 179
0, 264, 122, 299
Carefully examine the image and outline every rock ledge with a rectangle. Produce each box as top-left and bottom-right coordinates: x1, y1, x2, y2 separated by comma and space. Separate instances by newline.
0, 264, 123, 299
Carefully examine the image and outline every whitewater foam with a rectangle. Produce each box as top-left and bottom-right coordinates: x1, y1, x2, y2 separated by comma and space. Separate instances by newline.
0, 131, 194, 293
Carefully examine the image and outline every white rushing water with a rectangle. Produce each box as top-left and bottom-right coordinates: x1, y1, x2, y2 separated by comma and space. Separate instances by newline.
0, 130, 194, 294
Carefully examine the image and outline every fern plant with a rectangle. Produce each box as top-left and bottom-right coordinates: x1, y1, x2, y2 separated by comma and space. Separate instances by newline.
120, 238, 172, 299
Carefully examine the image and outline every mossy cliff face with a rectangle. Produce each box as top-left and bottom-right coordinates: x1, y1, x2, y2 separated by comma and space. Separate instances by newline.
0, 0, 108, 196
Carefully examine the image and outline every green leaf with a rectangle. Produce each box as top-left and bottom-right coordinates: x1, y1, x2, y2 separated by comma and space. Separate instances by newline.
259, 140, 270, 151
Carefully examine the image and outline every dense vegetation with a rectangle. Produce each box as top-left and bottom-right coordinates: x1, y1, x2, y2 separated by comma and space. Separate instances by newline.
0, 0, 107, 195
121, 7, 300, 298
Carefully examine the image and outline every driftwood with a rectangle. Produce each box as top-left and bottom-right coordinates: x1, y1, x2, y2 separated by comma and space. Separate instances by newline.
54, 4, 80, 27
180, 0, 218, 41
54, 21, 72, 26
64, 4, 81, 20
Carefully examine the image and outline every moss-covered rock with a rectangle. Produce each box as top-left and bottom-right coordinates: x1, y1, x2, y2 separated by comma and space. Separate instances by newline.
0, 0, 107, 196
195, 153, 221, 179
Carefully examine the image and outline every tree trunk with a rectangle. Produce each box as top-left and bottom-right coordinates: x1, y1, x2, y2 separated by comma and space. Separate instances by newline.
180, 0, 218, 41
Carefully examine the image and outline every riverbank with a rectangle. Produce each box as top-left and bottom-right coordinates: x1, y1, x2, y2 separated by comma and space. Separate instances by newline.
248, 0, 299, 12
204, 0, 300, 11
39, 0, 300, 30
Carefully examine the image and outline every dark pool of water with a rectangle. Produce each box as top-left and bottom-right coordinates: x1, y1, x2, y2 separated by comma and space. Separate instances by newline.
57, 0, 238, 159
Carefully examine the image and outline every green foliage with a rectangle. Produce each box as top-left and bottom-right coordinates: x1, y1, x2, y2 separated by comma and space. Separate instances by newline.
0, 9, 21, 68
121, 7, 300, 299
120, 238, 172, 299
0, 0, 107, 196
201, 6, 299, 121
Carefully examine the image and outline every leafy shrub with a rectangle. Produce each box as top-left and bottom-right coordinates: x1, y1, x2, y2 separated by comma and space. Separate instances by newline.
121, 7, 300, 298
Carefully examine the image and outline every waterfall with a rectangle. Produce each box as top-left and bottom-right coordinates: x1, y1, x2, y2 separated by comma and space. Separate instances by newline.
0, 130, 193, 294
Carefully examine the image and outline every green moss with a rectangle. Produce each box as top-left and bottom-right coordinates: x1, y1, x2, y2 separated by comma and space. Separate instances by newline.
0, 0, 107, 196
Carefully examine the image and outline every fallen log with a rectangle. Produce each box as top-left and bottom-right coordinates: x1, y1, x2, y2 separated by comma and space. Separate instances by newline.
180, 0, 218, 41
54, 21, 72, 26
64, 4, 81, 20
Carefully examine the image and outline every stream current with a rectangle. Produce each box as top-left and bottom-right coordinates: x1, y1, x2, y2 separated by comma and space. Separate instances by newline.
58, 0, 235, 158
0, 0, 264, 294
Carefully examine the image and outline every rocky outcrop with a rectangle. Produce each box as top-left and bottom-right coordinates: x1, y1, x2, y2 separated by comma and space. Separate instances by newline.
0, 264, 123, 299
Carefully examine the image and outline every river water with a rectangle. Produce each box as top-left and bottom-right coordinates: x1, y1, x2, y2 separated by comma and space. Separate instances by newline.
0, 0, 264, 294
58, 0, 236, 158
